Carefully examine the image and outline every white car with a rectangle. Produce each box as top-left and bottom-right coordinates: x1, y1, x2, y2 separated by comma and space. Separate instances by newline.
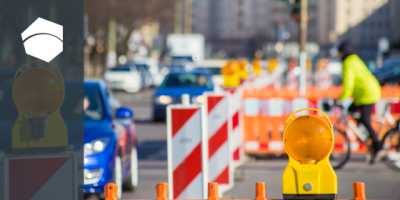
194, 59, 227, 86
132, 57, 165, 86
104, 66, 142, 93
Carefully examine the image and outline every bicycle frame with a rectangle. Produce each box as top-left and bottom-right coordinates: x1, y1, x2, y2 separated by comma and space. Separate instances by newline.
334, 102, 395, 146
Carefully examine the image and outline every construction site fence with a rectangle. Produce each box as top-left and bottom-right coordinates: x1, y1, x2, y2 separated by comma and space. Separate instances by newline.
241, 85, 400, 155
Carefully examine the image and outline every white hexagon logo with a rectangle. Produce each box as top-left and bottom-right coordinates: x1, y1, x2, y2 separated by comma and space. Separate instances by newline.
21, 17, 63, 62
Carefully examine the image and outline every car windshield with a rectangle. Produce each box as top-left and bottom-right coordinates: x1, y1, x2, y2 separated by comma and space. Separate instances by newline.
84, 86, 105, 120
109, 67, 131, 72
134, 64, 149, 73
169, 64, 185, 71
160, 73, 212, 88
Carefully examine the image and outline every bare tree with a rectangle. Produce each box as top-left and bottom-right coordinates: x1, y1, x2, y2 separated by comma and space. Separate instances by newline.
84, 0, 174, 76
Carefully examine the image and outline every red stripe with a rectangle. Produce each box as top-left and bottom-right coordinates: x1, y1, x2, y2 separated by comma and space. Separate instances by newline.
259, 143, 268, 148
223, 88, 236, 94
334, 144, 344, 149
391, 102, 400, 114
171, 108, 198, 137
233, 148, 240, 160
213, 166, 229, 184
209, 121, 228, 158
173, 143, 203, 199
207, 96, 224, 113
232, 111, 239, 130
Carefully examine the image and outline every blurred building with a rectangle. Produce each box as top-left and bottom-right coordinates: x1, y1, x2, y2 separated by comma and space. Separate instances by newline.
189, 0, 399, 59
190, 0, 324, 57
336, 0, 400, 60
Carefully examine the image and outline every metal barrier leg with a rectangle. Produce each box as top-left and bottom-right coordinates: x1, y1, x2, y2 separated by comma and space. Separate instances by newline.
156, 182, 169, 200
105, 183, 118, 200
255, 182, 267, 200
208, 182, 219, 200
353, 182, 366, 200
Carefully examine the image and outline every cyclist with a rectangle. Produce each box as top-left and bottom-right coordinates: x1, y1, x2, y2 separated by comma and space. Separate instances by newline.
336, 41, 382, 164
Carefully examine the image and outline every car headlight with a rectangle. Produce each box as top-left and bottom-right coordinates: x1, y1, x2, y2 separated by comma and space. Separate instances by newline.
192, 95, 204, 104
84, 138, 110, 156
156, 95, 172, 105
84, 168, 104, 185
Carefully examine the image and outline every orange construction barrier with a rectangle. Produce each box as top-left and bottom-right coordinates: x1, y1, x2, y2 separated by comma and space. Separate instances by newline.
242, 85, 400, 155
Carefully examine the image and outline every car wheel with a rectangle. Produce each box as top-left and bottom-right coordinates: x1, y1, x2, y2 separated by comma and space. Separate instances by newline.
114, 155, 123, 199
123, 147, 139, 191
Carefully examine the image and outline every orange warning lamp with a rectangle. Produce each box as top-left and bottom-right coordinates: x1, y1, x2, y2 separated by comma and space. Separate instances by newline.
12, 60, 67, 150
252, 59, 262, 76
221, 59, 239, 75
222, 59, 240, 87
282, 108, 337, 199
268, 59, 279, 72
238, 58, 249, 80
306, 59, 312, 70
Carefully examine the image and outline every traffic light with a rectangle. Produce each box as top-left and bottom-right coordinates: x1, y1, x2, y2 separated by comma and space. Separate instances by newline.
287, 0, 301, 20
285, 0, 300, 7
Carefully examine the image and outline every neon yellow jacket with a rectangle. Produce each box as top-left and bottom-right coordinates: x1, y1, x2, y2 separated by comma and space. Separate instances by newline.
339, 54, 381, 106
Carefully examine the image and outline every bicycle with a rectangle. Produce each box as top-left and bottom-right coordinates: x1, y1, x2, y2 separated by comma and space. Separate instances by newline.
322, 98, 400, 170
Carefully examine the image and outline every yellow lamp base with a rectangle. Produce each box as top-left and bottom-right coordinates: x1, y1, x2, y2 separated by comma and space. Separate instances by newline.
282, 157, 337, 198
12, 110, 68, 150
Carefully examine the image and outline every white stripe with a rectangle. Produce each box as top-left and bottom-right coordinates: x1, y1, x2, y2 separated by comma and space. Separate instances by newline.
208, 97, 228, 138
209, 141, 229, 182
351, 142, 360, 151
268, 141, 284, 150
245, 141, 259, 150
176, 172, 204, 199
231, 125, 241, 153
32, 158, 74, 200
232, 89, 240, 112
172, 110, 202, 170
292, 98, 309, 115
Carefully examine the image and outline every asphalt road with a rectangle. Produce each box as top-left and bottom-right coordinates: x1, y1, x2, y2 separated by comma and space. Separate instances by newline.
90, 89, 400, 199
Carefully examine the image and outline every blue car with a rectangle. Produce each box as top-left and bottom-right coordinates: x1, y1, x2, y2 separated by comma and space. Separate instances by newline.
152, 69, 214, 121
84, 79, 138, 199
372, 56, 400, 85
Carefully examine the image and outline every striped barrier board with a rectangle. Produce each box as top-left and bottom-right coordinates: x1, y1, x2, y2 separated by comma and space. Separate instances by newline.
4, 152, 78, 200
224, 87, 245, 169
286, 69, 298, 89
167, 105, 208, 199
204, 92, 233, 196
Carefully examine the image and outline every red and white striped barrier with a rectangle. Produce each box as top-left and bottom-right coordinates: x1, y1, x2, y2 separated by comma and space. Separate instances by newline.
315, 68, 332, 88
224, 87, 245, 169
286, 69, 298, 89
204, 92, 233, 196
4, 152, 78, 200
167, 104, 208, 199
306, 70, 313, 88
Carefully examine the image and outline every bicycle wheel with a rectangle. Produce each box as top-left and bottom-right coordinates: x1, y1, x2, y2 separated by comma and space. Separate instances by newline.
381, 129, 400, 172
330, 128, 351, 169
